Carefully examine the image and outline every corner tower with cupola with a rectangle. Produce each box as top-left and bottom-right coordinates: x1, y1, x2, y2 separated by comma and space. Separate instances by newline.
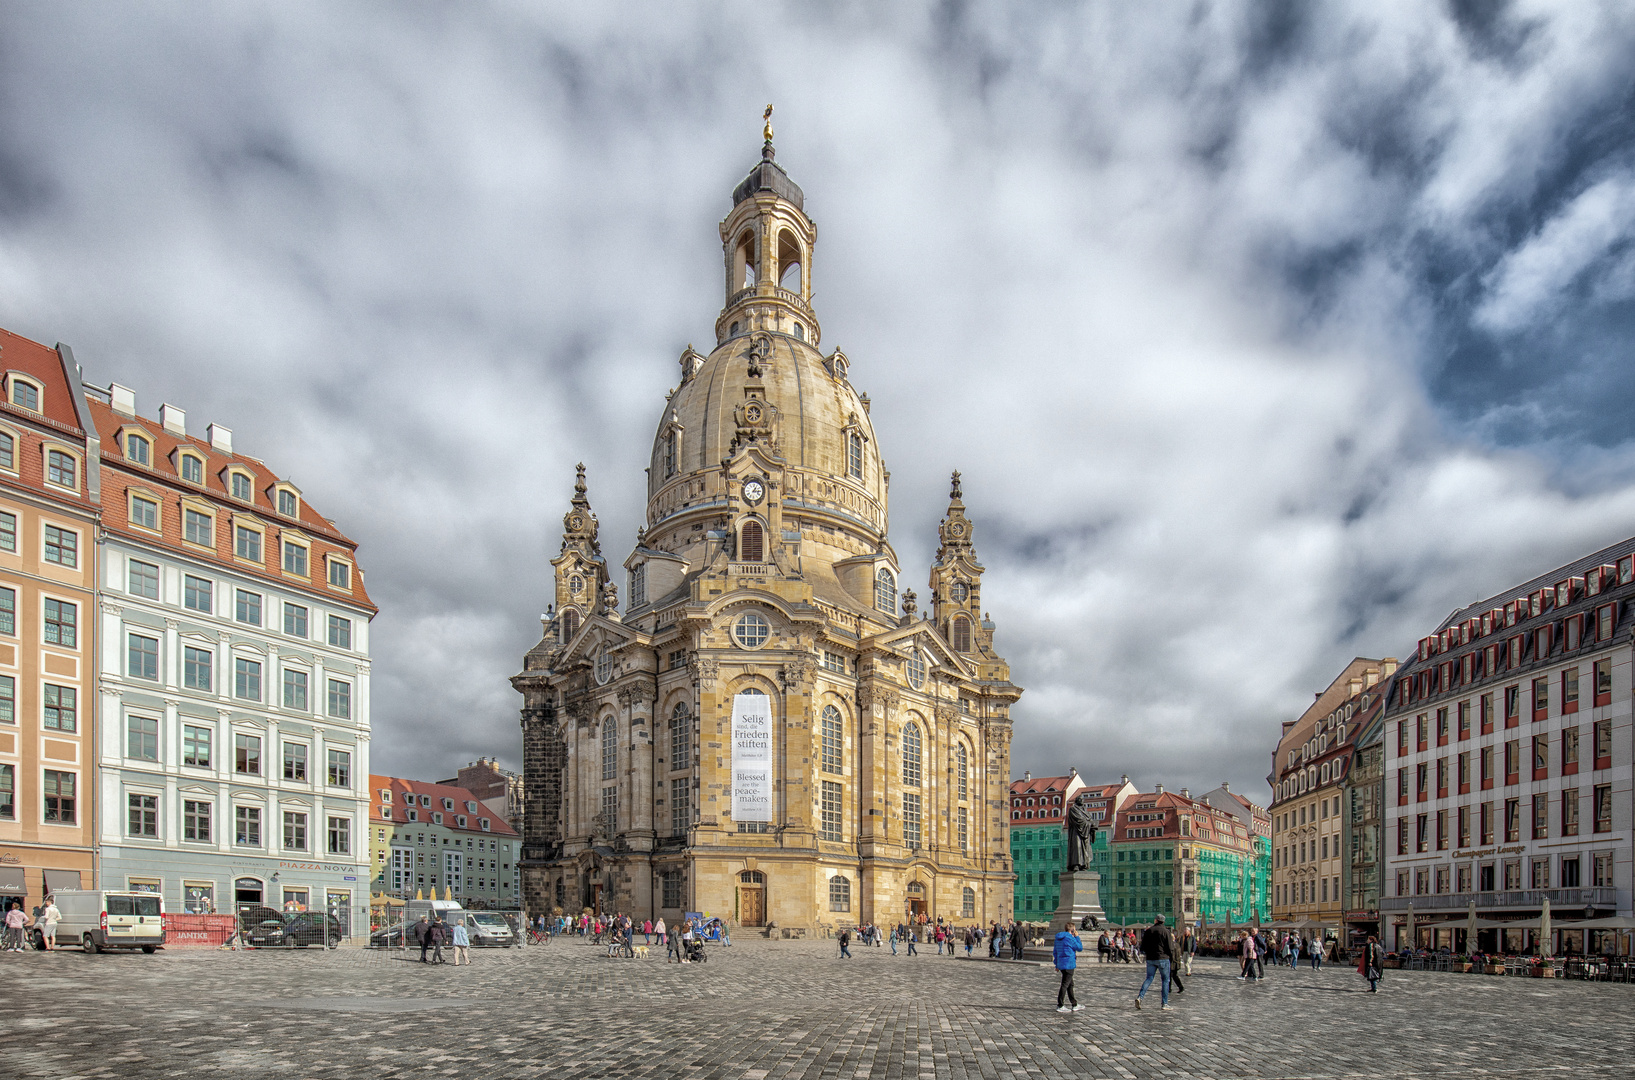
514, 115, 1021, 931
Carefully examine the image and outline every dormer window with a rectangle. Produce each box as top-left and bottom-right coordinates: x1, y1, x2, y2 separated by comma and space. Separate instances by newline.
9, 377, 40, 412
230, 471, 254, 501
874, 568, 896, 615
125, 433, 150, 465
277, 488, 299, 517
442, 798, 454, 811
327, 557, 351, 590
282, 537, 309, 576
179, 452, 203, 484
465, 801, 477, 813
480, 818, 491, 831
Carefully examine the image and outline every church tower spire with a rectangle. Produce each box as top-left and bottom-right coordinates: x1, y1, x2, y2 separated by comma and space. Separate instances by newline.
930, 470, 988, 656
550, 463, 607, 641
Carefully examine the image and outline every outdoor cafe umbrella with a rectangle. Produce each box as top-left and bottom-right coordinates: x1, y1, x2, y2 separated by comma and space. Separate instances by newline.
1540, 897, 1552, 956
1404, 903, 1415, 951
1466, 900, 1477, 951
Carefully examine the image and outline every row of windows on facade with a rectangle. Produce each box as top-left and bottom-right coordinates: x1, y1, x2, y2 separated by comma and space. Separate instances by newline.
1393, 721, 1613, 806
1393, 787, 1616, 852
0, 765, 73, 822
1400, 604, 1620, 705
125, 495, 353, 594
382, 829, 509, 854
1415, 561, 1631, 662
123, 795, 352, 854
128, 727, 356, 789
125, 559, 356, 646
1395, 850, 1616, 895
120, 632, 354, 717
1396, 668, 1610, 759
1275, 794, 1344, 835
1278, 877, 1343, 907
119, 429, 303, 516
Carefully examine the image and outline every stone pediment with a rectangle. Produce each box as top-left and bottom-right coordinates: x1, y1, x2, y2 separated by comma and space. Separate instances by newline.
559, 614, 645, 665
867, 621, 972, 679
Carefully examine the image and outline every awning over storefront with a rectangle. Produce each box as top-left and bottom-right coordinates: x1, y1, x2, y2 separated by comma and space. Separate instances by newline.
43, 869, 82, 894
0, 867, 25, 894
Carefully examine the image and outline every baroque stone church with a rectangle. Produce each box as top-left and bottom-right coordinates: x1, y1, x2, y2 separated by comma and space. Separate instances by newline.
513, 124, 1021, 933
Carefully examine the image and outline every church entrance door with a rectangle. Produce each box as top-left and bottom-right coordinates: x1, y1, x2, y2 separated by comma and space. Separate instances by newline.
738, 870, 766, 926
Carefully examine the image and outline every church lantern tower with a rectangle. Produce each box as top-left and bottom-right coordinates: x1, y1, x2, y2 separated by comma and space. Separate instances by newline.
515, 112, 1021, 931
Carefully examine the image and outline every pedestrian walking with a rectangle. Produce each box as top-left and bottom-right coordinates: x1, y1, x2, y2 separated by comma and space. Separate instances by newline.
1362, 934, 1384, 993
38, 896, 60, 951
430, 919, 447, 964
1053, 922, 1083, 1013
451, 918, 471, 965
413, 915, 432, 963
907, 926, 918, 956
1311, 937, 1325, 970
1181, 929, 1195, 976
3, 901, 26, 951
1134, 915, 1177, 1010
1238, 930, 1259, 981
838, 927, 852, 959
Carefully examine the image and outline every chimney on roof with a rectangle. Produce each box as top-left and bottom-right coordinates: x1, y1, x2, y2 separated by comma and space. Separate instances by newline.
1181, 787, 1190, 799
1155, 784, 1164, 795
1382, 658, 1398, 677
1314, 691, 1323, 701
110, 384, 136, 416
160, 404, 185, 435
1023, 771, 1031, 782
1221, 781, 1230, 792
1069, 766, 1077, 776
207, 423, 232, 453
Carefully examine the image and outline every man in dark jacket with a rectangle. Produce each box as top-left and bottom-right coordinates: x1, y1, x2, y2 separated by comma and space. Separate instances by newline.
1134, 915, 1177, 1010
414, 916, 432, 963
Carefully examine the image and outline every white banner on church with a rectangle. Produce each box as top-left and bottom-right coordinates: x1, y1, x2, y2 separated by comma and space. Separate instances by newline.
732, 692, 773, 823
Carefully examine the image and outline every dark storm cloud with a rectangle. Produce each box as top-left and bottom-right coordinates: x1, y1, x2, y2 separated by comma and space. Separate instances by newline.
1, 2, 1634, 802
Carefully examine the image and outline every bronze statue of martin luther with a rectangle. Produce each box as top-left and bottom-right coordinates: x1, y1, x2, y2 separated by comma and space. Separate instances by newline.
1065, 795, 1097, 872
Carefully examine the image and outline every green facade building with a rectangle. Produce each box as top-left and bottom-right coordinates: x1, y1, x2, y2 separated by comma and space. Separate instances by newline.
1009, 774, 1136, 921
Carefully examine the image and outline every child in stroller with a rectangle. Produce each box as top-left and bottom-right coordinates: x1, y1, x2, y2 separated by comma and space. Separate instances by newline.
684, 936, 708, 963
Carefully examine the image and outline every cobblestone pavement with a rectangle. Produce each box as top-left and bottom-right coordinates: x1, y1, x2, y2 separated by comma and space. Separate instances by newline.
4, 937, 1634, 1079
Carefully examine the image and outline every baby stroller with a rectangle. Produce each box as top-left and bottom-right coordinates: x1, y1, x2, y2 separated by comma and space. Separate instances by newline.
684, 937, 708, 963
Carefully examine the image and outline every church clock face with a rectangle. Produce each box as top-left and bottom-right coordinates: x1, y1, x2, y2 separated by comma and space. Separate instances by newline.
569, 514, 585, 531
742, 479, 765, 505
745, 403, 763, 424
950, 582, 969, 602
950, 522, 965, 538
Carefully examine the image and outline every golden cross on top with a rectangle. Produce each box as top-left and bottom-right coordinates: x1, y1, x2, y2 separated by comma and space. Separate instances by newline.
763, 104, 774, 144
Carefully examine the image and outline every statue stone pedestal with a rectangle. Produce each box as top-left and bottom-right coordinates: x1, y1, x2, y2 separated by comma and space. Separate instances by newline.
1050, 869, 1107, 931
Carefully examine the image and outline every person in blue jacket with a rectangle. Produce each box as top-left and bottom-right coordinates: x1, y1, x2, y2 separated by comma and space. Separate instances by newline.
1054, 922, 1084, 1013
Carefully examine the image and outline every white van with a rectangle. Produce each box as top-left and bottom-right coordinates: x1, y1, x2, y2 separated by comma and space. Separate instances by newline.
53, 889, 166, 953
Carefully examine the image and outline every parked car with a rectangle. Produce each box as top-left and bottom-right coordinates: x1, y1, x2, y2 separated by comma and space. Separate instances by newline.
466, 911, 517, 948
368, 923, 411, 948
249, 912, 343, 948
53, 889, 166, 953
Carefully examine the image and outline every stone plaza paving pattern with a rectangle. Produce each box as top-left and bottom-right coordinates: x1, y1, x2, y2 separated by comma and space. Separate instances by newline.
4, 937, 1635, 1079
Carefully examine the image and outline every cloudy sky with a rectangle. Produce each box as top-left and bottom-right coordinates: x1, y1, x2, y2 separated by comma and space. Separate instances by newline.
3, 2, 1635, 802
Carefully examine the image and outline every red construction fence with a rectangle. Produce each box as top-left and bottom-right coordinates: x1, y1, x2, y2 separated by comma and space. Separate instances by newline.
161, 913, 238, 946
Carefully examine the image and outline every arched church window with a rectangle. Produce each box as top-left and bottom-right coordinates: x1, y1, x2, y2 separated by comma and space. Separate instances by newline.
734, 612, 770, 649
847, 431, 863, 481
793, 322, 805, 342
902, 721, 922, 787
875, 569, 896, 615
737, 231, 756, 289
962, 886, 975, 918
828, 875, 851, 912
739, 869, 765, 884
952, 615, 971, 653
595, 643, 613, 685
629, 564, 646, 608
778, 229, 801, 292
739, 520, 764, 563
559, 608, 580, 643
956, 743, 968, 801
821, 705, 843, 774
601, 718, 616, 780
670, 702, 691, 766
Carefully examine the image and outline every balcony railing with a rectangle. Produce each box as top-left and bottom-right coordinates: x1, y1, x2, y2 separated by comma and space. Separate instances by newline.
1380, 887, 1614, 912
